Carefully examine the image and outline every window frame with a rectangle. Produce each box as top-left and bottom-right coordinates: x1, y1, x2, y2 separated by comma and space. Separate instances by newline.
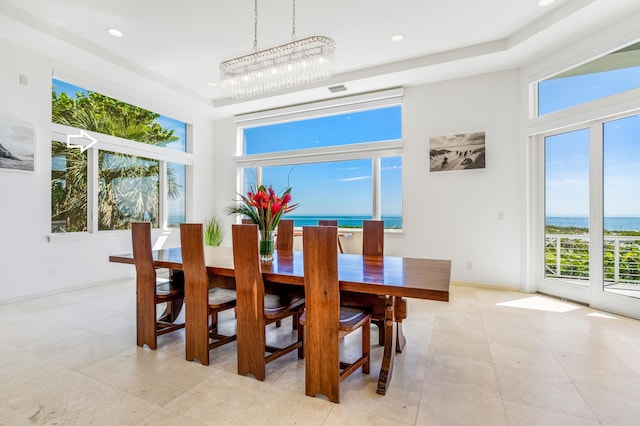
525, 33, 640, 310
49, 123, 193, 240
232, 89, 404, 228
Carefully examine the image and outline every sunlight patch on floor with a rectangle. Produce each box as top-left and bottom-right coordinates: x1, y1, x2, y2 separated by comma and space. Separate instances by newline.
496, 296, 581, 313
586, 312, 618, 320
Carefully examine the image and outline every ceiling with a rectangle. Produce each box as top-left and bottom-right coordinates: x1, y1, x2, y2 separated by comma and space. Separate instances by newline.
1, 0, 639, 118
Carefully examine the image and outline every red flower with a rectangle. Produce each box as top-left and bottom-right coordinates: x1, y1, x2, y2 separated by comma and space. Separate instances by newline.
226, 184, 299, 232
271, 202, 282, 215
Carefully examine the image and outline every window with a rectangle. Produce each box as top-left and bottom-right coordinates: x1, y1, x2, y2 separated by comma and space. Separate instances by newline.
51, 78, 190, 233
98, 151, 160, 230
51, 141, 87, 232
538, 41, 640, 116
235, 91, 403, 229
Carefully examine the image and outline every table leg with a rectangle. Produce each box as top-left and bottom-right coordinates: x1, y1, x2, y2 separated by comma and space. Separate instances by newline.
396, 322, 406, 353
159, 270, 185, 323
373, 320, 405, 352
394, 297, 407, 353
376, 296, 396, 395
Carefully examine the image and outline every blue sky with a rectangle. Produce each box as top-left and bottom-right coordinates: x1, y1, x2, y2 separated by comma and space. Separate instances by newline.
245, 106, 402, 216
542, 66, 640, 218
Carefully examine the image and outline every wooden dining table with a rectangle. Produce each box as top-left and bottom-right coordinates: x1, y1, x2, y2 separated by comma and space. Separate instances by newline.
109, 246, 451, 395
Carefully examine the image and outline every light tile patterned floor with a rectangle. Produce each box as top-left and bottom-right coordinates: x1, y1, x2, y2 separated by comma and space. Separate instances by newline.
1, 281, 639, 425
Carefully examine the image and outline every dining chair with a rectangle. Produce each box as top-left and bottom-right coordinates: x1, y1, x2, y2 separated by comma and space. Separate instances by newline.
362, 219, 387, 345
232, 224, 305, 381
180, 223, 237, 366
275, 219, 294, 251
318, 219, 344, 253
300, 225, 370, 403
273, 218, 296, 329
241, 218, 253, 224
131, 222, 185, 350
362, 219, 384, 256
361, 220, 404, 347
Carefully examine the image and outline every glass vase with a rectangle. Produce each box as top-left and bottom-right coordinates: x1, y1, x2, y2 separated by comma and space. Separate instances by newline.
259, 229, 275, 263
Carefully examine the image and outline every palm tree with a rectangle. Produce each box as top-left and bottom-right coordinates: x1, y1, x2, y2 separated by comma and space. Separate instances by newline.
52, 89, 181, 231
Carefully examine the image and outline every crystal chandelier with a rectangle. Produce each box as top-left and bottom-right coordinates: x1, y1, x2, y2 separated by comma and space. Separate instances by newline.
219, 0, 336, 99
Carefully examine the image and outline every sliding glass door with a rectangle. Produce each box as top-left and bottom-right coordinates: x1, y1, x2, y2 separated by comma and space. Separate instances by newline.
594, 114, 640, 317
540, 128, 591, 304
539, 114, 640, 318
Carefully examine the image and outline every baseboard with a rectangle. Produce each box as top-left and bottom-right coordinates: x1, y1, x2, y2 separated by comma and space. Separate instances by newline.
451, 280, 521, 292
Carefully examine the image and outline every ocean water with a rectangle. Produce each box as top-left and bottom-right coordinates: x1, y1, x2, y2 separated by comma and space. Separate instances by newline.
168, 214, 402, 228
168, 214, 185, 226
286, 215, 402, 229
546, 216, 640, 231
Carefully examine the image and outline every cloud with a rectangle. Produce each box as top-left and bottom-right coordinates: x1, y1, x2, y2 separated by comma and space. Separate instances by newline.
382, 165, 402, 171
337, 176, 370, 182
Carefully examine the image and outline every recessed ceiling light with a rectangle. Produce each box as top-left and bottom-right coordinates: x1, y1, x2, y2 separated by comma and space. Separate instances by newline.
207, 82, 218, 87
538, 0, 555, 7
107, 28, 123, 37
391, 34, 404, 42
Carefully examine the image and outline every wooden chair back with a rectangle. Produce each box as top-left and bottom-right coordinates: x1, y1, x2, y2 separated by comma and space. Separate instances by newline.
232, 224, 267, 378
362, 220, 384, 256
302, 225, 340, 400
180, 223, 211, 365
275, 219, 294, 251
318, 219, 338, 227
131, 222, 157, 348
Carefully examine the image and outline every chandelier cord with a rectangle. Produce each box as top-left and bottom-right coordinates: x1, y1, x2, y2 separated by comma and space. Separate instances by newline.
254, 0, 297, 49
292, 0, 296, 40
253, 0, 258, 50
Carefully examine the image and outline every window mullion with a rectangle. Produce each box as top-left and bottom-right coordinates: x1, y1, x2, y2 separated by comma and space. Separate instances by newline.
159, 161, 167, 229
88, 147, 99, 233
372, 158, 381, 219
235, 140, 403, 168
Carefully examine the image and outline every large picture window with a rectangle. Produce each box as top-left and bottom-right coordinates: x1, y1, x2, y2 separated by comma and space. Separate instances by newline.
236, 92, 403, 229
50, 78, 190, 233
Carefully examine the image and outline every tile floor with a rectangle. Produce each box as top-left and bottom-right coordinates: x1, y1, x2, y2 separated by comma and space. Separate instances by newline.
1, 281, 640, 425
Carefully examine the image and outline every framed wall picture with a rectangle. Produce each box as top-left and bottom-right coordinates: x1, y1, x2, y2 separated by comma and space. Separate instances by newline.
429, 131, 486, 172
0, 120, 36, 172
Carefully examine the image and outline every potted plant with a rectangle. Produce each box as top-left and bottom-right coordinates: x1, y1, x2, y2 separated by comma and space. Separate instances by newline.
225, 185, 298, 261
203, 216, 225, 246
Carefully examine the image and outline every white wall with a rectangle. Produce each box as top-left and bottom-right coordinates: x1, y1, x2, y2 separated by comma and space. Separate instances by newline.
0, 37, 216, 302
212, 69, 524, 288
0, 34, 523, 302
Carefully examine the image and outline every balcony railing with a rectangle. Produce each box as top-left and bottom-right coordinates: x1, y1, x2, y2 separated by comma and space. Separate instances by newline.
545, 234, 640, 286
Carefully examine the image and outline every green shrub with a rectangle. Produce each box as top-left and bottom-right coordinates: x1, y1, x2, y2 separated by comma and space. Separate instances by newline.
204, 216, 224, 246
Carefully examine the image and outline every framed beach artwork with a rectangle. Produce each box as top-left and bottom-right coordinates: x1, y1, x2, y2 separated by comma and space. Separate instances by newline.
429, 131, 486, 172
0, 120, 36, 172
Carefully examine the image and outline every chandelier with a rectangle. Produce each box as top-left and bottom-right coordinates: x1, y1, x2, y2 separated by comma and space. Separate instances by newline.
219, 0, 336, 99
